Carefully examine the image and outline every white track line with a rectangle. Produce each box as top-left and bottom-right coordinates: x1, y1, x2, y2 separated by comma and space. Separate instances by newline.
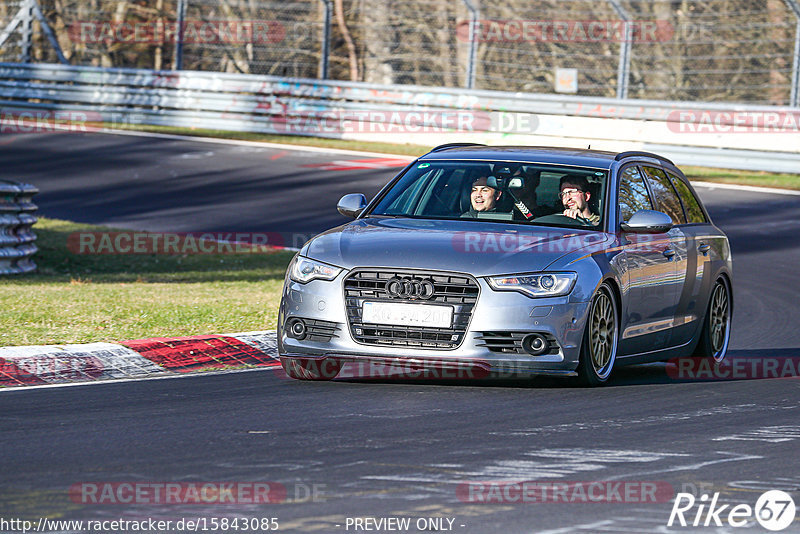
101, 127, 419, 160
691, 180, 800, 196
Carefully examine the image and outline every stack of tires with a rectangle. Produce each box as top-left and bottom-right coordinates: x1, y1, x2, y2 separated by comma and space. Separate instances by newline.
0, 180, 38, 275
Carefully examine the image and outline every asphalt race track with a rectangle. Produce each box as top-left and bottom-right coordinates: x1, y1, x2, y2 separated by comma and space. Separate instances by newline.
2, 132, 800, 533
0, 131, 408, 239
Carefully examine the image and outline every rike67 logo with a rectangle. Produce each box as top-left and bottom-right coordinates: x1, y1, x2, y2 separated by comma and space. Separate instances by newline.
668, 490, 796, 531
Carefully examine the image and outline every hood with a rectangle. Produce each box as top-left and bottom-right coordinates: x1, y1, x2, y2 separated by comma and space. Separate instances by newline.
304, 217, 612, 277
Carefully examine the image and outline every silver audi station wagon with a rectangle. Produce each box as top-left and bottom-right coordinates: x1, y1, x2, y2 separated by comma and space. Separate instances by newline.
278, 145, 732, 386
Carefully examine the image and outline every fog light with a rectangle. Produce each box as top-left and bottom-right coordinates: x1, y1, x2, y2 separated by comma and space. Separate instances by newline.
288, 318, 307, 340
522, 333, 549, 356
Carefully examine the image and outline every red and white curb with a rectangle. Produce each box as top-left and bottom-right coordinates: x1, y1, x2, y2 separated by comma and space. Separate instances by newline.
0, 331, 279, 387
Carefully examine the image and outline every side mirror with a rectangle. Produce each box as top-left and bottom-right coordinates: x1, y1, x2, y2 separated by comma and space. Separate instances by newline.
620, 209, 673, 234
337, 193, 367, 218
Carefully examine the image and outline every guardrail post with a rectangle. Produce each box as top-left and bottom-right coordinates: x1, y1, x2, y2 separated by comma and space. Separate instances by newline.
174, 0, 187, 70
607, 0, 631, 99
319, 0, 332, 79
20, 0, 33, 63
0, 180, 38, 275
786, 0, 800, 106
462, 0, 479, 89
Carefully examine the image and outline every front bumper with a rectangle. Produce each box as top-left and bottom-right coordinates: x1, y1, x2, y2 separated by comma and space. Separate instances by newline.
278, 272, 592, 377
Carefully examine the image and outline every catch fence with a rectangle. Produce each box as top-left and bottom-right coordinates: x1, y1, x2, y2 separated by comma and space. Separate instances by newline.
1, 0, 799, 106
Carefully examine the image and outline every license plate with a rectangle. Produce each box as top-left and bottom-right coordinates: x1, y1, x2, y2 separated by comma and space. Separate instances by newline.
362, 301, 453, 328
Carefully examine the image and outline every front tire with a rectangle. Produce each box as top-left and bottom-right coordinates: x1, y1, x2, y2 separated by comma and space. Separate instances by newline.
693, 277, 731, 362
577, 283, 619, 386
280, 357, 341, 380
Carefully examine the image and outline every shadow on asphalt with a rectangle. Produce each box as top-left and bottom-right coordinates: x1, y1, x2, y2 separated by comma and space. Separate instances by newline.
318, 348, 800, 389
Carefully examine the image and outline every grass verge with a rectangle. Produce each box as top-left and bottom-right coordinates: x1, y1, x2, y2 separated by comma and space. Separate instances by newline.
0, 218, 294, 346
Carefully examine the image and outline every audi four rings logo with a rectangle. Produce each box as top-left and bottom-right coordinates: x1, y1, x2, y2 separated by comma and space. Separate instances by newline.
385, 277, 436, 300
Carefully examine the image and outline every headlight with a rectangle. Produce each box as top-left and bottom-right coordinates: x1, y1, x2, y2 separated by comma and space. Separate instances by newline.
289, 256, 343, 284
487, 272, 577, 298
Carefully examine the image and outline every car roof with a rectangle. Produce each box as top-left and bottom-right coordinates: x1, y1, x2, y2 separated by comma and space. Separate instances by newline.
420, 143, 688, 173
418, 145, 619, 169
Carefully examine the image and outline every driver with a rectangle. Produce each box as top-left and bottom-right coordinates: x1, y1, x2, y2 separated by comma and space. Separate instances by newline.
559, 175, 600, 225
461, 175, 502, 218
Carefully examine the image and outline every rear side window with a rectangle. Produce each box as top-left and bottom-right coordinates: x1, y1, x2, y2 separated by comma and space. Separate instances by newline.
668, 172, 707, 223
618, 166, 653, 222
643, 166, 687, 225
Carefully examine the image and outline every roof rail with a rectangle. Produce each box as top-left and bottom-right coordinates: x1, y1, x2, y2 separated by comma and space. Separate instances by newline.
429, 142, 487, 153
614, 151, 674, 165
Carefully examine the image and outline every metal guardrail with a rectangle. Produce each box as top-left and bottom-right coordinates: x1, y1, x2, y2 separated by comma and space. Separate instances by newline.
1, 62, 799, 173
0, 180, 38, 275
5, 61, 796, 121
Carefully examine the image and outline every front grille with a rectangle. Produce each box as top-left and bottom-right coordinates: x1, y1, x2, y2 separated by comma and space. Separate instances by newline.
477, 331, 561, 355
344, 269, 480, 349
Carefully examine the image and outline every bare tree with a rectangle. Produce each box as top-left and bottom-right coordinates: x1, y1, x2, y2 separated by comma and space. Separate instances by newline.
334, 0, 358, 80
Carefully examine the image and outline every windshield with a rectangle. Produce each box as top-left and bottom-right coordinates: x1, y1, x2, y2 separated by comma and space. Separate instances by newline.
369, 160, 608, 228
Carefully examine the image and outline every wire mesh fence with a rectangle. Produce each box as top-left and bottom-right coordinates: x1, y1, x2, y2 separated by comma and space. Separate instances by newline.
334, 0, 471, 88
38, 0, 178, 69
0, 0, 26, 63
474, 1, 623, 97
624, 0, 798, 104
180, 0, 324, 77
2, 0, 799, 105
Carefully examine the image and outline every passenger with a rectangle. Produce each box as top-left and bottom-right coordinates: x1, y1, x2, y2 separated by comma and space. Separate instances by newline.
461, 176, 502, 218
559, 175, 600, 225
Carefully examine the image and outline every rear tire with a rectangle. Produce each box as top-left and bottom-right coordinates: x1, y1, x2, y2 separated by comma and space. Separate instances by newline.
577, 283, 619, 387
693, 278, 731, 362
280, 357, 341, 380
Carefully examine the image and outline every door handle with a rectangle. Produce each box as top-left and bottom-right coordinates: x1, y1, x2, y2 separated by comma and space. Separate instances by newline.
663, 248, 676, 259
698, 243, 711, 256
